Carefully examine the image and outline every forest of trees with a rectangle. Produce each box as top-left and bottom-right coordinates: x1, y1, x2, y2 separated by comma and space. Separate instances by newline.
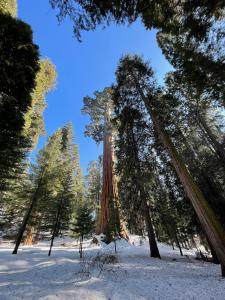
1, 0, 225, 280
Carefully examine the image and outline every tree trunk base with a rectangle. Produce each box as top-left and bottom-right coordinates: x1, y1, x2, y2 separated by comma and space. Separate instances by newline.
23, 228, 34, 246
221, 264, 225, 277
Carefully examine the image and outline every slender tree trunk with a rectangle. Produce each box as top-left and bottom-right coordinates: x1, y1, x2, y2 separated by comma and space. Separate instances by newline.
144, 201, 161, 258
48, 195, 64, 256
130, 74, 225, 275
129, 124, 160, 258
12, 172, 45, 254
114, 239, 117, 253
174, 230, 183, 256
80, 234, 83, 258
171, 241, 175, 250
12, 194, 38, 254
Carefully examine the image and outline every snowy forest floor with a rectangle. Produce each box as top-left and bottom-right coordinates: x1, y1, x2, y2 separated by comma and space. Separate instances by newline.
0, 236, 225, 300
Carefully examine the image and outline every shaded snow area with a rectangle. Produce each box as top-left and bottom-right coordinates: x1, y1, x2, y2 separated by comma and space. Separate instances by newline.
0, 236, 225, 300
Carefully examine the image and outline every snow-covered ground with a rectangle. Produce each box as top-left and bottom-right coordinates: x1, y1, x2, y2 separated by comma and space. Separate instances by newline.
0, 236, 224, 300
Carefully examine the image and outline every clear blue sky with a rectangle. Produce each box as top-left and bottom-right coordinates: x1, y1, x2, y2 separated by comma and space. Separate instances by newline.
18, 0, 172, 173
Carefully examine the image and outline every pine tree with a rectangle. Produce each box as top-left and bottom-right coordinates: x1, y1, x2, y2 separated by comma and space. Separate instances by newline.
13, 124, 83, 253
50, 0, 224, 41
71, 204, 94, 258
12, 129, 63, 254
114, 105, 160, 258
162, 71, 225, 229
85, 158, 102, 220
157, 25, 225, 108
114, 54, 225, 276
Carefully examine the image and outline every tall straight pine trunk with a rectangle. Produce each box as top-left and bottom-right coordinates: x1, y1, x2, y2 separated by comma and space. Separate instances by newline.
130, 128, 160, 258
144, 201, 161, 258
131, 71, 225, 275
147, 103, 225, 275
48, 195, 64, 256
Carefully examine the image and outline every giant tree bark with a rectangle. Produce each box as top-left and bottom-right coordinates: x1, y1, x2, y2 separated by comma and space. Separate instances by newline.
97, 128, 114, 234
97, 110, 128, 240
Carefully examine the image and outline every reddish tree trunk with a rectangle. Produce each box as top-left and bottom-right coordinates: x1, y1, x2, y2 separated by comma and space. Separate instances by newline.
98, 129, 113, 233
23, 227, 35, 246
96, 114, 128, 240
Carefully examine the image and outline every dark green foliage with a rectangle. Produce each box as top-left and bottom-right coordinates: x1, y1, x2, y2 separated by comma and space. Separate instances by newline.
0, 14, 39, 113
113, 54, 225, 269
36, 124, 83, 236
85, 158, 102, 217
81, 87, 114, 143
113, 93, 161, 256
11, 124, 83, 252
71, 205, 94, 238
50, 0, 224, 40
0, 13, 39, 192
157, 30, 225, 108
153, 67, 225, 229
71, 204, 94, 257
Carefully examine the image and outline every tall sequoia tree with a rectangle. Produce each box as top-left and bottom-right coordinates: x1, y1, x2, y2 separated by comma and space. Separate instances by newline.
82, 88, 126, 242
114, 55, 225, 276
